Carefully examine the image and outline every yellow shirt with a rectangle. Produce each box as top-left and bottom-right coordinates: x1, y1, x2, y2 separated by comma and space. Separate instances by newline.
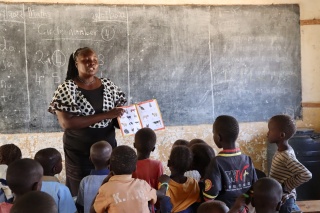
93, 175, 157, 213
166, 177, 200, 212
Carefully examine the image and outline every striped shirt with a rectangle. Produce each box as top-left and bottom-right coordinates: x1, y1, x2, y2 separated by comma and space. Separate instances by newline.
269, 147, 312, 200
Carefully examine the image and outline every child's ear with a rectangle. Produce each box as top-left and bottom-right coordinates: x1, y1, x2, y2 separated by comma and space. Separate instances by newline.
32, 181, 42, 191
152, 147, 155, 152
276, 200, 283, 211
280, 132, 286, 139
167, 160, 171, 167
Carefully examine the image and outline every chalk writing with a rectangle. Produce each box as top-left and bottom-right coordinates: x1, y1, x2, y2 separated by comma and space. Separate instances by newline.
27, 7, 51, 19
101, 26, 115, 41
92, 7, 126, 22
0, 7, 24, 21
52, 50, 66, 67
0, 37, 15, 52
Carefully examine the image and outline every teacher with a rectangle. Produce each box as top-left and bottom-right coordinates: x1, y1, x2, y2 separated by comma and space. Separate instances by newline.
48, 47, 126, 196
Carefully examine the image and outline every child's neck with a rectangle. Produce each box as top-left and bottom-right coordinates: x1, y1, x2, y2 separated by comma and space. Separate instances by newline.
137, 152, 150, 160
222, 143, 236, 150
276, 140, 290, 151
170, 172, 187, 184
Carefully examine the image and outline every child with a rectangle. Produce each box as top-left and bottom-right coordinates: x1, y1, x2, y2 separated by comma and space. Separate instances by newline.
76, 141, 112, 213
189, 138, 206, 147
161, 145, 200, 212
172, 139, 189, 148
34, 148, 77, 213
228, 177, 283, 213
0, 144, 22, 203
10, 191, 58, 213
0, 158, 43, 212
90, 145, 159, 213
190, 143, 215, 179
203, 115, 257, 210
132, 128, 163, 190
197, 200, 229, 213
267, 115, 312, 213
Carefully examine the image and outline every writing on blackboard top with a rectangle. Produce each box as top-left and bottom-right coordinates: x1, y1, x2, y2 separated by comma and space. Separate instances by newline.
28, 7, 51, 19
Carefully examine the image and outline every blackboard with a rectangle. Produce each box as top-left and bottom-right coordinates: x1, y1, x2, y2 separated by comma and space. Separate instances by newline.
0, 4, 301, 133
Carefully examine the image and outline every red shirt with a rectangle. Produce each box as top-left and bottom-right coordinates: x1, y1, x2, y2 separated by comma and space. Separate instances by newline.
132, 159, 163, 189
0, 202, 13, 213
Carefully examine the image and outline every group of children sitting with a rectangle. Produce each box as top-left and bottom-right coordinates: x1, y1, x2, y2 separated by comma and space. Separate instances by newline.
0, 114, 312, 213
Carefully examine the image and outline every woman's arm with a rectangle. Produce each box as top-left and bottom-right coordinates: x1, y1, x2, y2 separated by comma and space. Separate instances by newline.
56, 108, 124, 130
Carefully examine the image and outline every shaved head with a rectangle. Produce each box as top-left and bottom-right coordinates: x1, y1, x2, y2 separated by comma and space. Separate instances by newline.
90, 141, 112, 168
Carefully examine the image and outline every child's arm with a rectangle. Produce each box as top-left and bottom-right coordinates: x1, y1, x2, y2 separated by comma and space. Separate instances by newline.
202, 158, 221, 201
282, 153, 312, 192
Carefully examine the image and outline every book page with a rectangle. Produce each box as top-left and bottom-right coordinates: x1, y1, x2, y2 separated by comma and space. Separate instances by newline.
117, 105, 142, 136
136, 99, 165, 131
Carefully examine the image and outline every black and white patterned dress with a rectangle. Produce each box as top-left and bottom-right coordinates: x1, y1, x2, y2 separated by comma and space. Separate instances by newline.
48, 77, 126, 196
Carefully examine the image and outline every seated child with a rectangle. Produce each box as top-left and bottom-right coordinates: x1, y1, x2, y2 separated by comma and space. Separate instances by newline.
0, 158, 43, 213
268, 115, 312, 213
197, 200, 229, 213
76, 141, 112, 213
188, 139, 206, 147
228, 177, 283, 213
34, 148, 77, 213
0, 144, 22, 202
203, 115, 257, 210
189, 143, 215, 180
10, 191, 58, 213
161, 145, 200, 213
91, 145, 158, 213
172, 139, 189, 148
132, 128, 163, 190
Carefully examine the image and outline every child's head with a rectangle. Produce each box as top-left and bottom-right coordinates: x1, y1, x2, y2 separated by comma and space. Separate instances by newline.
6, 158, 43, 198
134, 128, 156, 156
252, 177, 283, 212
168, 145, 193, 175
10, 191, 58, 213
34, 148, 62, 176
0, 144, 22, 165
172, 139, 189, 148
90, 140, 112, 169
190, 144, 215, 177
267, 115, 296, 144
189, 138, 206, 147
110, 145, 137, 175
213, 115, 239, 148
197, 200, 229, 213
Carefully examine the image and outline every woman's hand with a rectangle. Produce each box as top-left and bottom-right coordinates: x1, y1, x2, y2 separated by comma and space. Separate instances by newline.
105, 108, 125, 119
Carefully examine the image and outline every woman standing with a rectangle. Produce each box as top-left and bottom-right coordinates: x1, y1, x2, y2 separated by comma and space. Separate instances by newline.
48, 47, 126, 196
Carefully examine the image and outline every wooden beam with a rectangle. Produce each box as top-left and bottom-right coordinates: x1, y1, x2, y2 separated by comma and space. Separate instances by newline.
300, 19, 320, 25
302, 103, 320, 108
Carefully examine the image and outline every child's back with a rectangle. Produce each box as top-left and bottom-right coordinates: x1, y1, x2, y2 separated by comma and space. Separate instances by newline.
203, 115, 257, 209
34, 148, 76, 213
92, 145, 157, 213
132, 128, 163, 189
164, 145, 200, 213
76, 141, 112, 213
267, 115, 312, 213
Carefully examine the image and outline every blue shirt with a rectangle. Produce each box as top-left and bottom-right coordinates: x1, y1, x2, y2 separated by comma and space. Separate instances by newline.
41, 181, 77, 213
76, 169, 109, 213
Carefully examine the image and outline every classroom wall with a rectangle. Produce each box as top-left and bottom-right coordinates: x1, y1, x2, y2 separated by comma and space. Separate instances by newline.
1, 0, 320, 183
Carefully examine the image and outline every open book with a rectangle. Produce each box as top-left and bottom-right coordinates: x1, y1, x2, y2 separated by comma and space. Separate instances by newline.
117, 99, 165, 136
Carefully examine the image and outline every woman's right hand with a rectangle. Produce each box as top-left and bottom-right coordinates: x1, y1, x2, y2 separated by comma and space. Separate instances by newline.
105, 107, 125, 119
